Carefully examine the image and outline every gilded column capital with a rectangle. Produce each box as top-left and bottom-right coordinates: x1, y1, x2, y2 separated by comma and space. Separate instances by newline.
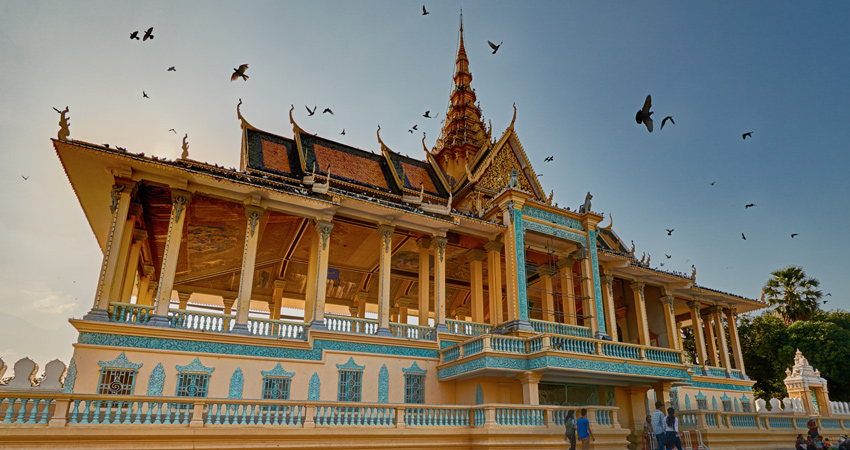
132, 228, 148, 242
396, 297, 413, 308
142, 265, 155, 277
516, 371, 543, 384
629, 281, 645, 293
601, 273, 614, 286
128, 202, 144, 219
417, 236, 432, 249
244, 205, 265, 238
707, 305, 724, 315
273, 279, 287, 290
484, 240, 503, 253
108, 178, 136, 214
466, 249, 487, 262
453, 306, 470, 317
313, 219, 334, 250
378, 224, 395, 253
170, 189, 193, 223
687, 299, 701, 310
725, 307, 738, 317
556, 256, 576, 270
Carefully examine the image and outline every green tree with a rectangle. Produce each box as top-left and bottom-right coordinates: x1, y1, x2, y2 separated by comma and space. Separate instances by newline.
762, 266, 822, 325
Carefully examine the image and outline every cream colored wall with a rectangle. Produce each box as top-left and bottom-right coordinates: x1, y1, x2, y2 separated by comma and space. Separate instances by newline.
455, 376, 521, 405
70, 344, 455, 403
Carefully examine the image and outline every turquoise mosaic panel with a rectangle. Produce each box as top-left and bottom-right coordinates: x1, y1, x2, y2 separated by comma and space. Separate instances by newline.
98, 352, 143, 369
378, 364, 389, 403
308, 372, 321, 401
228, 368, 244, 399
522, 220, 586, 245
402, 361, 427, 375
63, 359, 77, 394
588, 230, 605, 333
146, 362, 165, 396
437, 354, 690, 380
689, 381, 754, 392
77, 332, 439, 361
522, 206, 584, 231
475, 384, 483, 405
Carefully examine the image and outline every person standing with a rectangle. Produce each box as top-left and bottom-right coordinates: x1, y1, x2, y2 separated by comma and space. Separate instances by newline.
663, 407, 684, 450
564, 410, 577, 450
576, 408, 595, 450
650, 401, 666, 450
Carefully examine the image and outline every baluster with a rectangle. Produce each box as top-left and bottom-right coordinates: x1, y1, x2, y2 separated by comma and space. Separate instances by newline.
24, 398, 41, 423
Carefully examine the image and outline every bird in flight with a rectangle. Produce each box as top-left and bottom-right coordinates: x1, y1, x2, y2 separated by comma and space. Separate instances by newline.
661, 116, 675, 130
826, 293, 832, 297
423, 110, 432, 118
710, 181, 716, 186
665, 254, 671, 259
21, 175, 29, 180
791, 233, 799, 238
231, 64, 249, 82
408, 129, 414, 133
488, 40, 502, 54
130, 31, 140, 40
143, 91, 149, 98
422, 5, 429, 15
340, 129, 345, 135
544, 156, 553, 162
742, 131, 753, 140
741, 233, 747, 240
412, 124, 418, 130
636, 95, 653, 132
167, 66, 176, 72
323, 108, 334, 115
666, 229, 674, 236
306, 106, 317, 116
168, 129, 176, 133
745, 203, 756, 209
143, 27, 154, 41
660, 263, 665, 267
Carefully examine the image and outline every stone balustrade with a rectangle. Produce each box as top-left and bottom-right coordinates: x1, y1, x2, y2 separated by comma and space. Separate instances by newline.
0, 357, 67, 391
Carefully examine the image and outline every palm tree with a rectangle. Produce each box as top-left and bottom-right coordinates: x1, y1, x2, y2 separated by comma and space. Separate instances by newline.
762, 266, 822, 325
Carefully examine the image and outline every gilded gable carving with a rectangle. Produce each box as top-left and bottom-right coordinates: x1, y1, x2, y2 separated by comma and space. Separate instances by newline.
475, 143, 535, 197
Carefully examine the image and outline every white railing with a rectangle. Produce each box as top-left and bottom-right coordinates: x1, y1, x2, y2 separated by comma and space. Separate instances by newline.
445, 319, 492, 336
389, 323, 433, 340
324, 315, 379, 335
247, 318, 306, 340
168, 309, 235, 332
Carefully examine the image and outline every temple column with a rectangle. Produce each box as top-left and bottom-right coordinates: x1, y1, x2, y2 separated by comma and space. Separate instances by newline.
660, 294, 679, 351
601, 274, 618, 341
453, 306, 469, 321
500, 201, 532, 331
725, 308, 746, 375
711, 306, 731, 370
108, 203, 142, 304
688, 300, 708, 365
177, 291, 191, 310
702, 313, 718, 366
630, 281, 650, 346
397, 298, 411, 324
579, 249, 600, 336
307, 220, 334, 329
485, 240, 503, 325
417, 237, 431, 326
433, 236, 449, 332
517, 372, 543, 405
143, 281, 157, 307
119, 228, 147, 303
377, 224, 395, 335
303, 226, 320, 323
136, 266, 153, 305
356, 291, 368, 319
539, 264, 555, 322
556, 257, 577, 326
85, 178, 136, 321
467, 249, 486, 323
149, 190, 192, 326
390, 306, 399, 323
232, 205, 265, 334
271, 280, 286, 320
584, 223, 609, 340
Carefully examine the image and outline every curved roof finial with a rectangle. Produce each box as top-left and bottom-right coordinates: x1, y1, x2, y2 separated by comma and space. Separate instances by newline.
289, 104, 306, 134
602, 214, 614, 231
236, 98, 255, 129
509, 102, 517, 129
377, 124, 390, 154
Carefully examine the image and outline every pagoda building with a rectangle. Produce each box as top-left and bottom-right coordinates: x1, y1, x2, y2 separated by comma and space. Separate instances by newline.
0, 19, 806, 450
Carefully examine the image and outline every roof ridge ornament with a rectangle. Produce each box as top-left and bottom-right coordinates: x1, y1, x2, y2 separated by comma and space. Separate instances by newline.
236, 98, 254, 129
54, 106, 70, 141
602, 214, 614, 231
181, 134, 189, 159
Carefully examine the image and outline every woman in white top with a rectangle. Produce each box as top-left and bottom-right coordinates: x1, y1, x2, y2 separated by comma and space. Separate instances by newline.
663, 408, 684, 450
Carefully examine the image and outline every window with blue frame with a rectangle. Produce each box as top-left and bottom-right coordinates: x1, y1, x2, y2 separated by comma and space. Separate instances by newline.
97, 368, 136, 395
337, 370, 362, 402
176, 371, 210, 397
404, 374, 424, 404
263, 376, 291, 400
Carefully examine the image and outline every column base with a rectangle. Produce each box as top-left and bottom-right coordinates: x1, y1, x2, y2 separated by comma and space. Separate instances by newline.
231, 323, 251, 335
434, 323, 449, 334
493, 320, 534, 333
82, 308, 110, 322
376, 327, 393, 337
146, 314, 172, 327
594, 330, 612, 341
309, 319, 327, 331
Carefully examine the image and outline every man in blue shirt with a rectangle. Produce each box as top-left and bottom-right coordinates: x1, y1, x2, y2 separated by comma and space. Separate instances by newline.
576, 408, 594, 450
650, 401, 666, 450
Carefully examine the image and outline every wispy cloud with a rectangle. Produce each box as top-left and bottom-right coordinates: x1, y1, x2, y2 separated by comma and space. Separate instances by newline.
18, 289, 77, 315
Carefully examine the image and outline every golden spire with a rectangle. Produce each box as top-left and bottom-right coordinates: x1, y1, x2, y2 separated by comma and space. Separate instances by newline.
434, 12, 489, 184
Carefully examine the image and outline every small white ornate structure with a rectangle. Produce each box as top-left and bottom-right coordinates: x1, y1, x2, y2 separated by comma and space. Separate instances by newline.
784, 349, 832, 416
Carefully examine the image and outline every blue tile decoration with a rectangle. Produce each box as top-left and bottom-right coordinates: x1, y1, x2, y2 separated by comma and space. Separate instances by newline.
77, 332, 438, 361
336, 357, 366, 371
475, 384, 483, 405
402, 361, 427, 375
62, 359, 76, 394
734, 398, 740, 412
228, 367, 244, 399
695, 391, 706, 400
720, 393, 731, 401
689, 381, 753, 392
98, 351, 143, 370
712, 396, 718, 410
308, 372, 320, 401
437, 354, 690, 380
176, 357, 215, 374
685, 394, 691, 410
146, 362, 165, 396
262, 363, 295, 378
587, 230, 606, 333
378, 364, 389, 403
522, 220, 587, 245
521, 206, 584, 231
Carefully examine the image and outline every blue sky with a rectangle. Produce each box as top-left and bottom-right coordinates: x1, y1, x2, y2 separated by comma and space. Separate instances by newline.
1, 1, 849, 366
